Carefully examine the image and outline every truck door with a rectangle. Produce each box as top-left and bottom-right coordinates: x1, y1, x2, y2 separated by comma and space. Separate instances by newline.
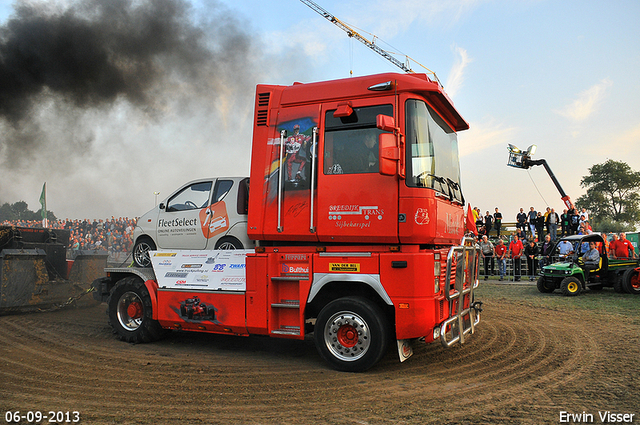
261, 105, 320, 242
156, 180, 213, 249
316, 104, 399, 244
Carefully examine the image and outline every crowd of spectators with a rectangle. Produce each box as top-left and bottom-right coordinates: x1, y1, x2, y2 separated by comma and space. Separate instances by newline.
0, 217, 137, 254
471, 205, 595, 243
470, 205, 637, 282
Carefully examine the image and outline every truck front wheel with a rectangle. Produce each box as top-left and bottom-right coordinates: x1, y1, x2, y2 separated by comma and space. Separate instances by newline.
314, 297, 390, 372
107, 276, 167, 343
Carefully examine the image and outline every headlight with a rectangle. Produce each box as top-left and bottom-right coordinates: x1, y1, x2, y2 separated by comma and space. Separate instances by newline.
433, 327, 441, 340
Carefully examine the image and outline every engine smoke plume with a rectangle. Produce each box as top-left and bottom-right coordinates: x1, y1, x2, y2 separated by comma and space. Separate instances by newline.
0, 0, 254, 166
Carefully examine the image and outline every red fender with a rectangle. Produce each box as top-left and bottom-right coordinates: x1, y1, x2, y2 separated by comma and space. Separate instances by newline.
144, 279, 159, 320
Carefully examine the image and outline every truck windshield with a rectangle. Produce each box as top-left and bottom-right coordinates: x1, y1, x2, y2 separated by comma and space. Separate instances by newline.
405, 99, 463, 203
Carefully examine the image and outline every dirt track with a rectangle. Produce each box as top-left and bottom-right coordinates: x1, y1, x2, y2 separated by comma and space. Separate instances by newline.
1, 283, 639, 424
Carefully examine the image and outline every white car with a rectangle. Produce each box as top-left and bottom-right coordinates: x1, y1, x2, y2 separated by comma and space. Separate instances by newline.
132, 177, 253, 267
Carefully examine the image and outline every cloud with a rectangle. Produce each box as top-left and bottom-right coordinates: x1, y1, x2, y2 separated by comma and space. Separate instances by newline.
445, 44, 472, 98
588, 122, 640, 157
370, 0, 484, 37
555, 78, 613, 122
458, 118, 518, 157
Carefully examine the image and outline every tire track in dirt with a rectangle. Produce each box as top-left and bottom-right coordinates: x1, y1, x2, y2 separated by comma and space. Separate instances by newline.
0, 301, 602, 424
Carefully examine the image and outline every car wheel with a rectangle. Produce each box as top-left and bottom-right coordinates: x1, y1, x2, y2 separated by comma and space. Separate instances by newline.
133, 237, 156, 268
622, 268, 640, 295
560, 277, 582, 296
215, 236, 243, 250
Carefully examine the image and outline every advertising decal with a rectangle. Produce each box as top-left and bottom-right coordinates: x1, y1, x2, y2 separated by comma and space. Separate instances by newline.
199, 201, 229, 238
151, 250, 253, 291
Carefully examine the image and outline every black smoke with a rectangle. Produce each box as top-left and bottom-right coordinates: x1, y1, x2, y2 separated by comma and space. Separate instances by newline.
0, 0, 255, 166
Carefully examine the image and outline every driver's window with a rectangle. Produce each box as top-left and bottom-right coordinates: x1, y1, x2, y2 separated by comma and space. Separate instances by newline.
166, 181, 213, 212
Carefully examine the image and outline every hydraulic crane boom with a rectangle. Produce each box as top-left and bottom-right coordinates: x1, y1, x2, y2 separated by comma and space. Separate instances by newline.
507, 144, 574, 210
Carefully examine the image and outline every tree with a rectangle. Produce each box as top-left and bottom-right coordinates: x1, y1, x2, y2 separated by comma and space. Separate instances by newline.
575, 160, 640, 226
0, 201, 57, 223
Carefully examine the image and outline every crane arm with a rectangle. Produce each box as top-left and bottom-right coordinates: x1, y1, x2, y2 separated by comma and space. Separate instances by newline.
300, 0, 413, 73
525, 158, 574, 210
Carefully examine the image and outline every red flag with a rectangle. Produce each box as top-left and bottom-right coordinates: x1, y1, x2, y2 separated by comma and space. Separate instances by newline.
465, 204, 477, 235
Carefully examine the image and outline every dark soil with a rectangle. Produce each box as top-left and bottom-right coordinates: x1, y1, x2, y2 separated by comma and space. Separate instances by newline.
1, 282, 638, 424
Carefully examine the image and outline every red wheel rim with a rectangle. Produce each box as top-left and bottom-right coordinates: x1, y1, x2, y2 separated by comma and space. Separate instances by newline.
127, 301, 143, 320
336, 324, 359, 348
631, 272, 640, 290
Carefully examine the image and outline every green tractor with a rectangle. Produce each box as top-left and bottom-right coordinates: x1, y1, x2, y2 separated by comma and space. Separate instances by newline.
537, 233, 640, 296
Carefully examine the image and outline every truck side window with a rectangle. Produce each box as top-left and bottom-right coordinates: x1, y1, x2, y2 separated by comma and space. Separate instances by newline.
166, 181, 212, 212
324, 104, 393, 175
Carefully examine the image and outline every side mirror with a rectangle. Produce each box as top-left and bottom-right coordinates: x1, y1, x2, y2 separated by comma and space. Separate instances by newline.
159, 202, 165, 210
376, 114, 396, 132
379, 133, 399, 176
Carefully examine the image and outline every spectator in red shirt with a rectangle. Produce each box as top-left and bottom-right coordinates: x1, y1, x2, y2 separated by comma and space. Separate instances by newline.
612, 232, 636, 259
509, 234, 524, 281
494, 239, 508, 281
608, 234, 619, 258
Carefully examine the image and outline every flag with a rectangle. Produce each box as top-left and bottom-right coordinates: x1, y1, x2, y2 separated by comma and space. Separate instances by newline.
465, 204, 477, 235
39, 182, 47, 227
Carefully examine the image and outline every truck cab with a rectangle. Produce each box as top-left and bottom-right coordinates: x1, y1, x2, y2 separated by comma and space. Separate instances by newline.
132, 177, 253, 267
247, 73, 468, 245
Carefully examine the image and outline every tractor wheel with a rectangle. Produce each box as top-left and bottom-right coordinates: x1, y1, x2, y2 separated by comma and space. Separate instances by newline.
622, 268, 640, 295
133, 237, 156, 268
314, 297, 391, 372
613, 275, 626, 293
107, 276, 167, 343
536, 276, 555, 293
560, 277, 582, 297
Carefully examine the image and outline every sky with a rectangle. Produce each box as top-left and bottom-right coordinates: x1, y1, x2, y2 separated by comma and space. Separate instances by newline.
0, 0, 638, 223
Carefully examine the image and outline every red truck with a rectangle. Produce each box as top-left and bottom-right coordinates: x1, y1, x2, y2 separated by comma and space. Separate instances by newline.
92, 72, 482, 372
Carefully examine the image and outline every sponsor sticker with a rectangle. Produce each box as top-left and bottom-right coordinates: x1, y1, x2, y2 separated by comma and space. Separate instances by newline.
329, 263, 360, 272
165, 272, 189, 278
154, 252, 177, 257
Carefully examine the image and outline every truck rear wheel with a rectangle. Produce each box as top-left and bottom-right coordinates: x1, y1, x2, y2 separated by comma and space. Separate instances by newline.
560, 277, 582, 296
107, 276, 167, 343
622, 268, 640, 294
314, 297, 390, 372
